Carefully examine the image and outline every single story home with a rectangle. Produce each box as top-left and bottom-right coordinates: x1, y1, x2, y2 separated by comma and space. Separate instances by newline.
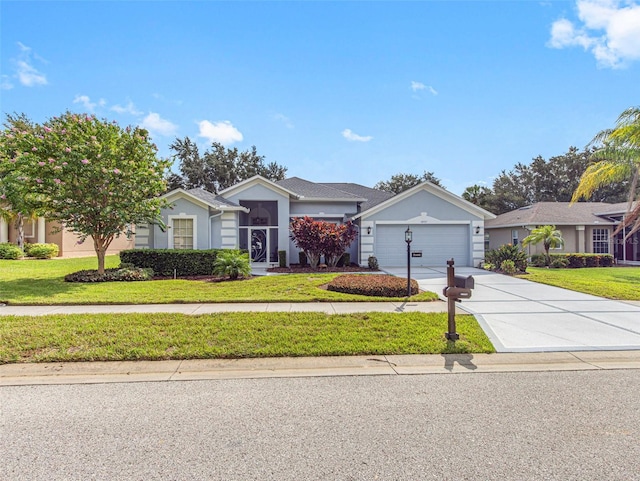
485, 201, 640, 264
135, 175, 496, 268
0, 218, 134, 257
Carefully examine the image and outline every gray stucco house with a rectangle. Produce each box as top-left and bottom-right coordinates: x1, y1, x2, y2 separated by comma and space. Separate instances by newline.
135, 175, 495, 268
485, 201, 640, 264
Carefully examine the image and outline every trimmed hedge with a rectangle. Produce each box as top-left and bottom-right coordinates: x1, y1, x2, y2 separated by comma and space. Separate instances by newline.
119, 249, 248, 276
24, 243, 59, 259
532, 253, 614, 269
0, 243, 23, 260
327, 274, 419, 297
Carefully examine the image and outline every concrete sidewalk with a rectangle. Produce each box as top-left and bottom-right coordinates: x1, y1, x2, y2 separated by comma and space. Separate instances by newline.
0, 300, 460, 316
2, 351, 640, 386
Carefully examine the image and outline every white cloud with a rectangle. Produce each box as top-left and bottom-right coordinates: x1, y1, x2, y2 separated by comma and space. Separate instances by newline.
342, 129, 373, 142
549, 0, 640, 68
274, 113, 294, 129
1, 75, 13, 90
198, 120, 243, 145
411, 81, 438, 95
111, 100, 142, 116
13, 42, 48, 87
73, 95, 97, 111
141, 112, 178, 137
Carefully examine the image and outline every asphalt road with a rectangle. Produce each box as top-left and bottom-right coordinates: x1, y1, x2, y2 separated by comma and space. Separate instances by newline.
2, 370, 639, 480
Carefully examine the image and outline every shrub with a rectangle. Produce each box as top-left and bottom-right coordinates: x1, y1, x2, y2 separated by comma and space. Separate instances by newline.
212, 250, 251, 280
65, 266, 153, 282
566, 254, 586, 268
368, 256, 379, 270
600, 254, 614, 267
585, 255, 600, 268
482, 262, 495, 271
327, 274, 419, 297
500, 259, 517, 275
0, 243, 23, 260
298, 251, 308, 267
485, 244, 527, 272
530, 254, 547, 268
120, 249, 236, 276
550, 257, 570, 269
24, 243, 59, 259
278, 250, 287, 268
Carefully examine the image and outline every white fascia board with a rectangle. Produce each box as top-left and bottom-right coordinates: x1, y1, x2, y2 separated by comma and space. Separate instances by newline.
162, 188, 249, 213
218, 175, 300, 199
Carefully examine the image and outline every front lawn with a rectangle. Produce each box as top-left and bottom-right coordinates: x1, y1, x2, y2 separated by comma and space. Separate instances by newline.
0, 256, 439, 305
521, 267, 640, 300
0, 312, 494, 363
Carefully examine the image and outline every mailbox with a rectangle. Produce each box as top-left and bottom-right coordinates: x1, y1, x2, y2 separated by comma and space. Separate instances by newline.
454, 275, 474, 290
442, 286, 472, 300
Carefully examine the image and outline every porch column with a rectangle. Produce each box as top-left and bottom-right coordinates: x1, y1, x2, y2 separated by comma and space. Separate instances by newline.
576, 226, 585, 253
0, 218, 8, 243
37, 217, 46, 243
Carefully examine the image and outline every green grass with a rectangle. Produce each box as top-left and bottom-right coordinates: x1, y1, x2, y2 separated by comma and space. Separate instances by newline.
0, 312, 495, 363
521, 267, 640, 300
0, 256, 439, 305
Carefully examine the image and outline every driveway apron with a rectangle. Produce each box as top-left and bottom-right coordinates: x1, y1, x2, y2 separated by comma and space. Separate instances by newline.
384, 266, 640, 352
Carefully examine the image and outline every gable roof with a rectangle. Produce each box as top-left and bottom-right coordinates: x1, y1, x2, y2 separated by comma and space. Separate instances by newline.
353, 181, 496, 220
485, 202, 616, 229
218, 175, 300, 199
162, 188, 249, 212
276, 177, 366, 202
320, 182, 395, 211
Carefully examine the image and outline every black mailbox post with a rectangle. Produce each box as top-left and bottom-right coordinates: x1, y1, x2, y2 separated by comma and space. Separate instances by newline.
442, 259, 474, 341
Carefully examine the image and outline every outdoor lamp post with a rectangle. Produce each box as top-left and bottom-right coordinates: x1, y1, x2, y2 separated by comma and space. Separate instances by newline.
405, 226, 412, 298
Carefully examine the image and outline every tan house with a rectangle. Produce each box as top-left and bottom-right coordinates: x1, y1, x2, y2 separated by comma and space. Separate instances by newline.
485, 202, 640, 264
0, 217, 134, 257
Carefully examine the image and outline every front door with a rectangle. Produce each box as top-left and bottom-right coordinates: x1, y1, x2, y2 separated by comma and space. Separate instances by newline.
250, 228, 268, 263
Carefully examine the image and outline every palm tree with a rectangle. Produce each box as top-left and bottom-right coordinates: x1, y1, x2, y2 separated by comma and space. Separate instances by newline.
522, 225, 565, 266
572, 106, 640, 237
212, 250, 251, 280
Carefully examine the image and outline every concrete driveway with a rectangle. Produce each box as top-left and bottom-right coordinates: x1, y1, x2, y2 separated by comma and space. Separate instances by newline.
383, 266, 640, 352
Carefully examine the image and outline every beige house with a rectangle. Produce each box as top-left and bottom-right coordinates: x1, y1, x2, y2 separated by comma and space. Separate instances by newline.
0, 217, 134, 257
485, 202, 639, 264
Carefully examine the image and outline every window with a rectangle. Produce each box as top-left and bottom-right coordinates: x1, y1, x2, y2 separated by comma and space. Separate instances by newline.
511, 229, 518, 246
23, 219, 35, 239
169, 216, 196, 249
592, 228, 610, 254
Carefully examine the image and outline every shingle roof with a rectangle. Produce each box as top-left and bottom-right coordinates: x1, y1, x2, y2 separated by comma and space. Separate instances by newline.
186, 188, 243, 209
320, 182, 395, 211
275, 177, 366, 201
485, 202, 616, 228
593, 201, 638, 217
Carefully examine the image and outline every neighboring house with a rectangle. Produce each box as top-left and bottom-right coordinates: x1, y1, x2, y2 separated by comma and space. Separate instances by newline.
0, 218, 134, 257
485, 202, 640, 264
136, 175, 495, 268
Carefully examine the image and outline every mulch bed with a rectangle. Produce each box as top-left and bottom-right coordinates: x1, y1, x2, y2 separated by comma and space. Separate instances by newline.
267, 265, 376, 274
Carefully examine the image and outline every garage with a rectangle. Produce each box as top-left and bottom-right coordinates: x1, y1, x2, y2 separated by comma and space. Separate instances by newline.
375, 224, 470, 267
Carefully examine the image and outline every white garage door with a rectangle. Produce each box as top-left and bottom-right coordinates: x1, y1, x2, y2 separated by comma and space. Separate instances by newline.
375, 224, 470, 267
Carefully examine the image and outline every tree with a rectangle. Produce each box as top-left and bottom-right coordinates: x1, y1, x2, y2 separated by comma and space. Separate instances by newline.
461, 184, 494, 212
522, 225, 565, 266
572, 106, 640, 237
374, 171, 444, 194
289, 217, 358, 268
0, 112, 171, 274
169, 138, 287, 193
0, 113, 43, 249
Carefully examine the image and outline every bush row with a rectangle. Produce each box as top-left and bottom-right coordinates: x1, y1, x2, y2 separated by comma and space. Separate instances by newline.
0, 242, 59, 259
327, 274, 419, 298
530, 253, 614, 268
119, 249, 249, 276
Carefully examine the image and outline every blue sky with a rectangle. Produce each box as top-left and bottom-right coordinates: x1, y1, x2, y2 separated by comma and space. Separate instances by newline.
2, 0, 639, 195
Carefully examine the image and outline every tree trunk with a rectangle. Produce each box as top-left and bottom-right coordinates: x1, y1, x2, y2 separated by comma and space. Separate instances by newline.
15, 213, 24, 250
93, 235, 113, 275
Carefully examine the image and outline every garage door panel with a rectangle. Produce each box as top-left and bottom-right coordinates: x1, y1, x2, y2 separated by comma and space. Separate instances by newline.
376, 225, 469, 267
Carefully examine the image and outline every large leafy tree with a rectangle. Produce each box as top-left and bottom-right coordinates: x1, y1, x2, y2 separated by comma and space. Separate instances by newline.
522, 225, 565, 266
461, 184, 494, 212
168, 138, 287, 193
0, 112, 171, 274
0, 113, 42, 249
572, 106, 640, 237
374, 171, 444, 194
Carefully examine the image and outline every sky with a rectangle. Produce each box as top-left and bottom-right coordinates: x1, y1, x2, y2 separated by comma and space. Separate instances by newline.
1, 0, 639, 195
